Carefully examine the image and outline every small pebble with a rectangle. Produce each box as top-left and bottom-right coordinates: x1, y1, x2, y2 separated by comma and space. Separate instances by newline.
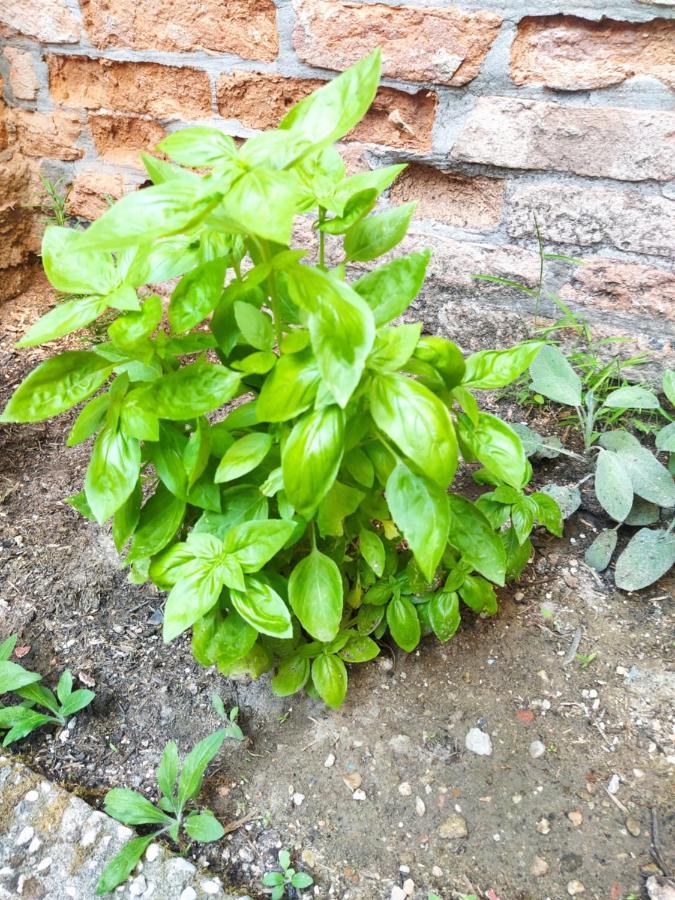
567, 880, 585, 895
530, 740, 546, 759
607, 774, 620, 794
536, 817, 551, 835
403, 878, 415, 896
343, 772, 362, 791
201, 881, 221, 895
415, 797, 425, 817
531, 856, 549, 876
179, 890, 197, 900
568, 810, 583, 827
129, 875, 147, 897
292, 792, 305, 807
16, 827, 34, 846
398, 782, 412, 797
438, 813, 468, 839
324, 753, 336, 768
625, 817, 641, 837
145, 844, 159, 862
353, 789, 367, 801
37, 858, 52, 873
391, 888, 406, 900
432, 866, 443, 877
465, 727, 493, 756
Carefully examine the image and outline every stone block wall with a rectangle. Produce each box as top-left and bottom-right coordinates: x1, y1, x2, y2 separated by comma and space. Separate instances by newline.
0, 0, 673, 352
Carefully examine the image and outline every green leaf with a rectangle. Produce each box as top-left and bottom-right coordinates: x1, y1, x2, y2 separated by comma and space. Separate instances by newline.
429, 591, 461, 642
158, 127, 237, 166
289, 549, 343, 643
344, 447, 374, 488
359, 528, 385, 577
157, 741, 179, 802
85, 426, 141, 524
320, 188, 377, 234
14, 682, 59, 714
234, 302, 275, 351
0, 660, 41, 695
459, 574, 498, 616
222, 519, 296, 572
263, 872, 285, 887
530, 492, 563, 537
386, 595, 421, 652
447, 495, 506, 586
151, 362, 240, 420
656, 422, 675, 453
215, 167, 304, 245
371, 373, 457, 487
625, 497, 660, 526
338, 633, 379, 663
256, 348, 320, 423
17, 295, 107, 348
193, 487, 268, 539
41, 225, 117, 295
594, 449, 634, 522
272, 655, 310, 696
198, 610, 257, 667
0, 635, 17, 661
282, 406, 344, 516
317, 481, 364, 537
215, 433, 273, 483
386, 463, 449, 582
77, 180, 222, 252
177, 729, 226, 809
332, 164, 406, 213
344, 203, 415, 262
56, 669, 73, 704
614, 528, 675, 591
1, 709, 55, 745
292, 872, 314, 889
169, 259, 227, 333
354, 250, 430, 327
368, 324, 421, 372
463, 343, 543, 390
1, 351, 112, 423
584, 529, 618, 572
529, 345, 582, 407
163, 555, 226, 643
311, 654, 348, 708
599, 432, 675, 508
292, 268, 374, 408
663, 370, 675, 407
461, 412, 528, 490
126, 484, 186, 563
59, 688, 95, 718
184, 811, 225, 843
96, 834, 157, 896
541, 483, 581, 519
414, 336, 466, 390
67, 393, 110, 447
230, 576, 293, 639
280, 49, 381, 151
603, 386, 659, 410
104, 788, 172, 826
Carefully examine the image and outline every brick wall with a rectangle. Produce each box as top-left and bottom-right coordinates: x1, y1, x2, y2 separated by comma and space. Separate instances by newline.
1, 0, 674, 354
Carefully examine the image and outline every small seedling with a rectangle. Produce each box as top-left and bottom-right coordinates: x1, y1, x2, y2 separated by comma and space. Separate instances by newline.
0, 635, 95, 746
262, 849, 313, 899
210, 694, 245, 741
97, 730, 227, 894
40, 175, 69, 227
576, 651, 598, 669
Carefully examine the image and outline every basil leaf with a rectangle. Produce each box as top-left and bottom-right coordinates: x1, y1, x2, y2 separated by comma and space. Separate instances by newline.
447, 494, 506, 586
231, 576, 293, 639
215, 432, 273, 483
460, 574, 498, 615
386, 595, 420, 652
414, 336, 466, 389
126, 483, 186, 563
272, 655, 310, 697
289, 549, 343, 643
163, 555, 226, 642
85, 426, 141, 524
169, 259, 227, 333
317, 481, 364, 538
256, 349, 320, 422
368, 324, 422, 372
354, 250, 430, 327
461, 412, 528, 490
370, 373, 457, 487
234, 301, 275, 351
1, 351, 112, 423
158, 127, 237, 166
429, 591, 461, 642
67, 393, 110, 447
151, 362, 240, 420
359, 528, 385, 577
223, 519, 296, 572
311, 654, 348, 708
282, 406, 344, 516
386, 463, 449, 582
338, 633, 379, 663
344, 202, 415, 263
42, 225, 117, 295
463, 343, 543, 389
17, 295, 108, 349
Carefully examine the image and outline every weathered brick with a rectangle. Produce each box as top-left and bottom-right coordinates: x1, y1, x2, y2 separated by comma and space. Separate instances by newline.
293, 0, 501, 86
48, 56, 212, 120
3, 48, 40, 101
390, 165, 504, 230
89, 114, 166, 167
511, 16, 675, 90
560, 257, 675, 322
81, 0, 278, 60
11, 109, 83, 161
0, 0, 79, 42
66, 172, 127, 219
506, 183, 675, 259
452, 98, 675, 182
0, 206, 40, 268
216, 73, 436, 151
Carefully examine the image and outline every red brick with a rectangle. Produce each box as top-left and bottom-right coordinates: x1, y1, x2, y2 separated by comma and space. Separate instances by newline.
11, 109, 83, 161
66, 172, 127, 219
89, 114, 166, 167
293, 0, 501, 86
4, 48, 40, 100
390, 165, 504, 230
1, 0, 79, 42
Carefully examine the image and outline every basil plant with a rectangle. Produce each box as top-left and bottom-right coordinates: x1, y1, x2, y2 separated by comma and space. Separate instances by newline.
1, 51, 560, 707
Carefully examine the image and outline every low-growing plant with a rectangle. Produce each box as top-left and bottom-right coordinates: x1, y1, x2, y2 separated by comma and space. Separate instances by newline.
0, 635, 95, 745
210, 694, 245, 741
262, 849, 314, 899
97, 730, 227, 894
1, 51, 559, 707
524, 351, 675, 589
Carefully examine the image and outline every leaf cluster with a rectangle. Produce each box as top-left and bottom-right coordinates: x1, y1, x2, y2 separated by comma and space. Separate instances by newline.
0, 635, 94, 746
97, 730, 228, 894
2, 51, 557, 706
262, 849, 313, 899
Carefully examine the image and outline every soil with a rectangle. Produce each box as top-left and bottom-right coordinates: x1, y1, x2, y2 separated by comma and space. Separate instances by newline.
0, 275, 673, 900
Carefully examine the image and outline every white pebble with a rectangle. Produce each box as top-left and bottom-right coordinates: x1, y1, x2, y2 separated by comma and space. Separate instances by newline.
28, 837, 41, 853
415, 797, 425, 817
201, 881, 221, 895
292, 792, 305, 807
129, 875, 147, 896
403, 878, 415, 896
530, 740, 546, 759
391, 888, 406, 900
352, 789, 366, 801
37, 858, 52, 872
179, 890, 197, 900
24, 791, 39, 803
16, 826, 34, 846
324, 753, 335, 768
465, 727, 493, 756
398, 782, 412, 796
145, 844, 159, 862
607, 774, 620, 794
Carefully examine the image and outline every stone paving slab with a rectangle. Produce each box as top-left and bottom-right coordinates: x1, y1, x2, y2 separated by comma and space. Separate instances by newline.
0, 756, 248, 900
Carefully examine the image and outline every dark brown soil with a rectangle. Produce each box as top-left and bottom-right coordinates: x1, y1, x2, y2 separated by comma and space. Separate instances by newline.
0, 276, 673, 900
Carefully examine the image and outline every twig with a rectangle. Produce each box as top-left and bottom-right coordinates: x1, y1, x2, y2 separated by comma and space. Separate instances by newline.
563, 628, 582, 667
221, 811, 257, 836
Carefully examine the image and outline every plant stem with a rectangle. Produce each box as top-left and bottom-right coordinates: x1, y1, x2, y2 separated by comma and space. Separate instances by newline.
259, 241, 284, 347
318, 207, 326, 269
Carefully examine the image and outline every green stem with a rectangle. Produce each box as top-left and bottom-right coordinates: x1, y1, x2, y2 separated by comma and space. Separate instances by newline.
258, 241, 284, 347
318, 206, 326, 269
